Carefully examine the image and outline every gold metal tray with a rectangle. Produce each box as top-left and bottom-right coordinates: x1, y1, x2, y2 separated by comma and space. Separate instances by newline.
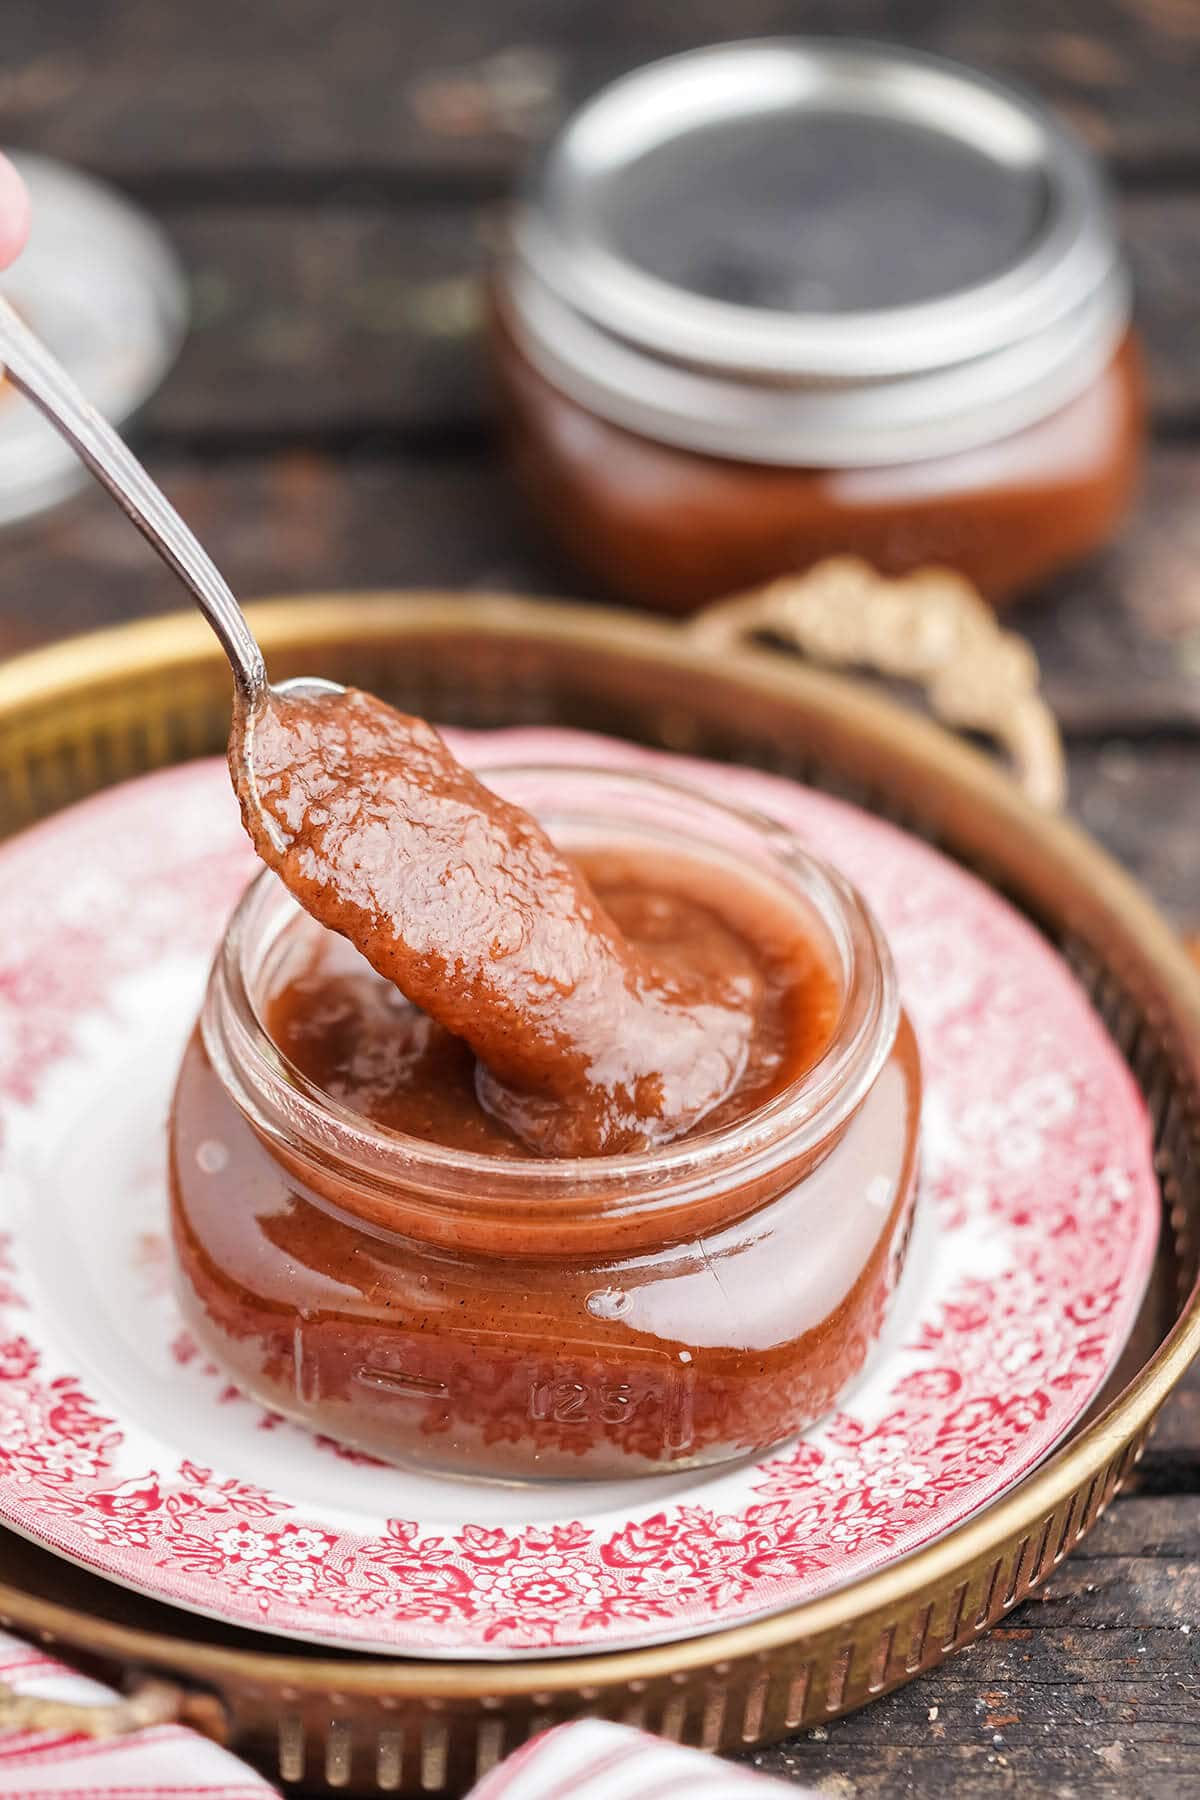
0, 581, 1197, 1797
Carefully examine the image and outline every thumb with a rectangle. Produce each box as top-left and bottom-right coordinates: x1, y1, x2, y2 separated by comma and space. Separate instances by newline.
0, 154, 31, 269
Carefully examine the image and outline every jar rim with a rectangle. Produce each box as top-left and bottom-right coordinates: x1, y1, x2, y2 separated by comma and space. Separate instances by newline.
203, 762, 900, 1225
501, 38, 1130, 465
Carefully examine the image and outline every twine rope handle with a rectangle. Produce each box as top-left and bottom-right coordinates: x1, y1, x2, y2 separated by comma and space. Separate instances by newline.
689, 557, 1067, 812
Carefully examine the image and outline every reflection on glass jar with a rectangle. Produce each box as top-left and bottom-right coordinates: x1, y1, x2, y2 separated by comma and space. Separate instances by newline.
492, 41, 1143, 612
169, 767, 920, 1481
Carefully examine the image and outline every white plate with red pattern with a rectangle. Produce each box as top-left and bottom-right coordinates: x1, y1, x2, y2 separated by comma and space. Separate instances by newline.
0, 729, 1158, 1659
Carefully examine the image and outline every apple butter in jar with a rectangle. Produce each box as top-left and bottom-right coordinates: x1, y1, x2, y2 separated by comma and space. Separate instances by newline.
170, 762, 920, 1481
491, 41, 1143, 612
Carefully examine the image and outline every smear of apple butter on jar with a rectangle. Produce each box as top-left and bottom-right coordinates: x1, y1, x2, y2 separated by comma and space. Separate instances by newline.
233, 687, 764, 1156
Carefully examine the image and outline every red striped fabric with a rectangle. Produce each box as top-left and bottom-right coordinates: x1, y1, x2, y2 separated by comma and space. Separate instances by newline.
468, 1721, 818, 1800
0, 1634, 817, 1799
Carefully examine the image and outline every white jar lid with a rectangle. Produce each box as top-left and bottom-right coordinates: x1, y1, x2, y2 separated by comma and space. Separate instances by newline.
500, 40, 1130, 466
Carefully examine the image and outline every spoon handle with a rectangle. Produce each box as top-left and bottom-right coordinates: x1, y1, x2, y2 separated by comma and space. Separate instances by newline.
0, 294, 265, 702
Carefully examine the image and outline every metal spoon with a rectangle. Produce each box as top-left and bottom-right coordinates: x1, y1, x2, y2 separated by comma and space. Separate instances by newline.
0, 294, 340, 724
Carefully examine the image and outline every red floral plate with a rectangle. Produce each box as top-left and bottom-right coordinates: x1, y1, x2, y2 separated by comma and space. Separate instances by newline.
0, 730, 1158, 1659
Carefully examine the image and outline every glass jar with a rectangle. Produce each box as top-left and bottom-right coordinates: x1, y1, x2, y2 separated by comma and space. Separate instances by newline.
169, 766, 921, 1481
491, 41, 1144, 612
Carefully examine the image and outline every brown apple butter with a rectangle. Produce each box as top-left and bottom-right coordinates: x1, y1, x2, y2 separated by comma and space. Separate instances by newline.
263, 842, 840, 1158
235, 689, 780, 1156
492, 41, 1144, 612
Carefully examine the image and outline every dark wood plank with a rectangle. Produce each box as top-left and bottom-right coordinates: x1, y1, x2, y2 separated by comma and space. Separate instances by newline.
0, 451, 554, 665
750, 1494, 1200, 1797
131, 190, 1200, 444
144, 203, 493, 443
1065, 737, 1200, 927
1138, 1358, 1200, 1480
1124, 193, 1200, 431
1022, 443, 1200, 740
3, 0, 1198, 187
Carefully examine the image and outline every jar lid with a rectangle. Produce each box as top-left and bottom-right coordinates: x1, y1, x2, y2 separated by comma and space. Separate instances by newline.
501, 40, 1131, 465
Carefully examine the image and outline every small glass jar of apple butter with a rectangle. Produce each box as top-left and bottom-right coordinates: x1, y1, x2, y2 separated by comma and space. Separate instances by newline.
170, 766, 920, 1481
491, 41, 1143, 612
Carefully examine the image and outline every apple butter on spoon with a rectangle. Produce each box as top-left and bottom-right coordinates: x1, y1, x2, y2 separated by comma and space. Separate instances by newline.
235, 685, 754, 1156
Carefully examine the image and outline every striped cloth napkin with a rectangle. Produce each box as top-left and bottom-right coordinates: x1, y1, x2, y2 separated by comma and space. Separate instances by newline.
470, 1720, 818, 1799
0, 1630, 821, 1798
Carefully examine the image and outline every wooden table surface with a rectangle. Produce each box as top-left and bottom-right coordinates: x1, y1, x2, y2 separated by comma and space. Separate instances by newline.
2, 3, 1198, 1794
